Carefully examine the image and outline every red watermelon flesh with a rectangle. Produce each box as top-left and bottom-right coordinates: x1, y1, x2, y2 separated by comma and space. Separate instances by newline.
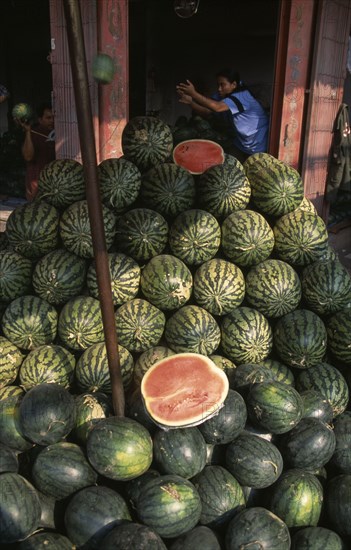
141, 353, 229, 428
173, 139, 225, 174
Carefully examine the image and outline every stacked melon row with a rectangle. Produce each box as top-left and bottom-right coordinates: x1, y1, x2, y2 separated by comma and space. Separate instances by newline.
0, 115, 350, 549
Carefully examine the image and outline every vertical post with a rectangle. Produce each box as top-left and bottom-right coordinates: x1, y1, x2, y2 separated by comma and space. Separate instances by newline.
63, 0, 125, 417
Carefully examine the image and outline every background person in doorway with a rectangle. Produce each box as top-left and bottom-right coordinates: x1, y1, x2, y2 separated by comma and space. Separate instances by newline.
176, 68, 269, 163
16, 102, 55, 201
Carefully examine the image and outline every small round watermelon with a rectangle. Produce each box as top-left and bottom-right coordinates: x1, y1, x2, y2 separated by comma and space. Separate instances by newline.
12, 102, 33, 122
92, 53, 115, 84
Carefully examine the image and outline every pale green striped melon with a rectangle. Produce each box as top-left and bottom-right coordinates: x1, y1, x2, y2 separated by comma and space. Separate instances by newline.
0, 336, 24, 388
0, 250, 32, 302
37, 159, 86, 209
19, 344, 75, 390
58, 296, 104, 351
133, 346, 176, 386
98, 157, 141, 212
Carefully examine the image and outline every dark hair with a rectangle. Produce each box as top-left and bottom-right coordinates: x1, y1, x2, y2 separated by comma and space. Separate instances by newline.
36, 101, 52, 118
216, 68, 246, 91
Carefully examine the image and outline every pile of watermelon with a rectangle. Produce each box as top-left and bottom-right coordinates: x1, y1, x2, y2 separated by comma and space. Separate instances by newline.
0, 115, 350, 549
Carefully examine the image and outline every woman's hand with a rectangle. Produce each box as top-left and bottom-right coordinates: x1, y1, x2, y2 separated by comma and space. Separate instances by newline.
176, 79, 196, 97
177, 91, 193, 105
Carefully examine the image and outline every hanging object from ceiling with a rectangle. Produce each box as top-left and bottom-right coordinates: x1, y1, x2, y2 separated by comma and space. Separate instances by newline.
174, 0, 200, 18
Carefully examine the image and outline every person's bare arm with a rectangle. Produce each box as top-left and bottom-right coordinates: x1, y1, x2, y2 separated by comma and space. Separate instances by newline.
177, 91, 211, 117
18, 120, 35, 161
176, 80, 229, 113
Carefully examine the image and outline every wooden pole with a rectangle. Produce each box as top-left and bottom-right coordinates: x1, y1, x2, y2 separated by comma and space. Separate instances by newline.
63, 0, 125, 416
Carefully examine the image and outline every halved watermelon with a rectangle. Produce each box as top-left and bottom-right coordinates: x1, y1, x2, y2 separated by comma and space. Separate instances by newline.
140, 353, 229, 428
173, 139, 224, 174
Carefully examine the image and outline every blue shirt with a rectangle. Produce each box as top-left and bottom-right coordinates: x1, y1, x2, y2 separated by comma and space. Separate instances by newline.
212, 90, 269, 155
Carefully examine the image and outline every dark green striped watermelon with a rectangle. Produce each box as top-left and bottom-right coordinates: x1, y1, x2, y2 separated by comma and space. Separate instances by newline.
279, 417, 336, 470
133, 345, 176, 386
86, 416, 153, 480
295, 362, 349, 418
326, 308, 351, 365
300, 389, 334, 424
221, 209, 275, 268
31, 441, 98, 499
1, 295, 58, 350
325, 474, 351, 537
268, 469, 323, 529
57, 295, 104, 351
193, 258, 245, 316
115, 298, 166, 353
273, 210, 329, 266
225, 506, 291, 550
101, 522, 167, 550
168, 525, 221, 550
330, 411, 351, 474
245, 259, 302, 318
0, 250, 32, 301
197, 155, 251, 218
17, 532, 74, 549
199, 389, 247, 444
246, 380, 303, 434
168, 209, 221, 266
291, 526, 345, 550
221, 306, 273, 364
244, 152, 304, 217
64, 485, 132, 549
98, 156, 141, 211
75, 341, 134, 393
115, 208, 169, 262
209, 354, 237, 387
0, 386, 33, 452
273, 309, 327, 369
18, 383, 76, 446
122, 116, 174, 172
0, 335, 24, 388
72, 391, 112, 445
0, 472, 41, 544
140, 254, 193, 311
164, 305, 221, 355
124, 468, 161, 511
32, 248, 87, 305
87, 252, 140, 306
0, 442, 19, 473
226, 431, 283, 488
153, 426, 207, 479
136, 474, 202, 538
301, 257, 351, 316
258, 358, 295, 386
37, 158, 85, 208
192, 465, 245, 527
231, 363, 274, 396
5, 200, 60, 259
19, 344, 75, 390
59, 199, 116, 258
140, 162, 196, 217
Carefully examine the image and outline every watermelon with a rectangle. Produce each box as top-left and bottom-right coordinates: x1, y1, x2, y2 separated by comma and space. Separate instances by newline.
168, 526, 220, 550
300, 389, 334, 424
97, 157, 141, 211
64, 485, 131, 548
198, 389, 247, 444
225, 506, 291, 550
136, 474, 202, 538
273, 210, 329, 266
32, 248, 87, 305
37, 159, 85, 208
221, 209, 275, 267
226, 432, 283, 488
197, 154, 251, 218
133, 345, 176, 386
0, 442, 19, 473
72, 391, 113, 445
0, 336, 24, 388
221, 306, 273, 364
19, 344, 75, 390
245, 259, 302, 318
326, 308, 351, 364
18, 383, 76, 446
296, 196, 318, 214
246, 380, 304, 434
0, 250, 32, 301
0, 386, 33, 452
290, 526, 345, 550
115, 208, 169, 262
173, 138, 224, 174
330, 411, 351, 474
140, 254, 193, 311
124, 468, 161, 511
230, 363, 274, 396
244, 152, 304, 217
57, 295, 104, 351
31, 441, 98, 499
273, 309, 327, 369
87, 251, 140, 306
75, 341, 134, 393
140, 352, 229, 428
5, 200, 60, 259
86, 416, 153, 481
164, 305, 221, 355
59, 199, 116, 258
192, 464, 245, 527
1, 295, 58, 350
0, 472, 41, 544
258, 358, 295, 386
268, 469, 323, 529
122, 116, 174, 172
140, 162, 196, 218
168, 209, 221, 265
115, 298, 166, 353
101, 522, 167, 550
17, 532, 74, 549
325, 474, 351, 537
92, 52, 115, 84
12, 102, 33, 121
295, 361, 349, 418
209, 354, 237, 387
153, 426, 207, 479
301, 258, 351, 316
